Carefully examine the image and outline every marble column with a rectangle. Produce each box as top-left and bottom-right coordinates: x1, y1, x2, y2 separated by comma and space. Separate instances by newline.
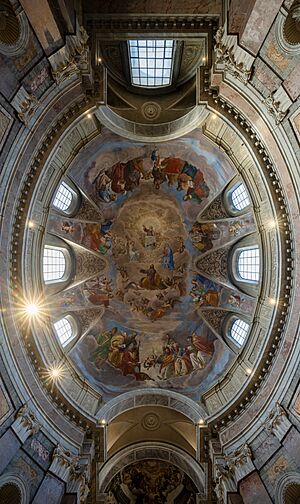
0, 404, 40, 475
97, 422, 107, 463
209, 439, 237, 503
32, 444, 79, 504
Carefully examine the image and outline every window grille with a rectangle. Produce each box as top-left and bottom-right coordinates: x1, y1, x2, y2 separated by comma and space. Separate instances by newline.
237, 246, 260, 282
54, 317, 74, 347
231, 183, 250, 210
53, 182, 73, 212
128, 39, 174, 87
43, 247, 66, 282
231, 319, 249, 346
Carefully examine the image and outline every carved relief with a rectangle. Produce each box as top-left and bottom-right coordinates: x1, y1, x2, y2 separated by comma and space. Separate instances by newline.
74, 247, 106, 282
266, 455, 290, 483
141, 102, 161, 121
75, 308, 104, 335
225, 444, 254, 482
264, 402, 291, 440
49, 25, 90, 84
200, 309, 227, 334
74, 197, 104, 222
214, 27, 252, 84
69, 463, 90, 503
196, 247, 230, 283
11, 87, 39, 126
141, 412, 161, 431
200, 193, 229, 221
12, 405, 40, 443
264, 92, 287, 124
215, 463, 236, 503
50, 444, 79, 482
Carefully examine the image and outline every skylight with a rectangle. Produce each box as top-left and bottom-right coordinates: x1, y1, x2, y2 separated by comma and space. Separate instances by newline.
128, 40, 174, 87
231, 183, 250, 211
238, 246, 260, 282
54, 317, 74, 347
230, 319, 249, 347
43, 247, 66, 283
53, 182, 73, 212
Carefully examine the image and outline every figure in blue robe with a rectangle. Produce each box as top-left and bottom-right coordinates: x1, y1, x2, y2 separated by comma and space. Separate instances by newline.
161, 244, 175, 271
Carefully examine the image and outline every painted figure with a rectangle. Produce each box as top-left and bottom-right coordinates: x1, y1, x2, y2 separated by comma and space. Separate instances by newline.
139, 264, 166, 290
161, 244, 175, 272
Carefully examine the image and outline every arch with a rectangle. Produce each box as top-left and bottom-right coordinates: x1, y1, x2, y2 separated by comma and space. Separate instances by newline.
275, 472, 300, 504
97, 442, 205, 495
96, 388, 207, 424
0, 9, 30, 57
0, 474, 29, 504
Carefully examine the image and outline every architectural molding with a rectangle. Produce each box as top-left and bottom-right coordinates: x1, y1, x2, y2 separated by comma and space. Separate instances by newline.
225, 443, 255, 483
11, 405, 40, 444
11, 87, 40, 126
49, 444, 79, 482
264, 402, 292, 441
97, 442, 205, 497
96, 388, 207, 424
263, 87, 291, 125
214, 26, 253, 84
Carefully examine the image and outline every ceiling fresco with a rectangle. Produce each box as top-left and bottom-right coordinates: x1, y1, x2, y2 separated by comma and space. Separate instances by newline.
45, 128, 258, 401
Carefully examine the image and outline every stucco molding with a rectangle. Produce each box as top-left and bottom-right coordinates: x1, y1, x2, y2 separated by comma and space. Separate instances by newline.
95, 388, 207, 424
97, 441, 205, 496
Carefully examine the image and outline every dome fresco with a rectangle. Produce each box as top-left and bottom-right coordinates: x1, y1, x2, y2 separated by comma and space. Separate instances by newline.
45, 128, 258, 401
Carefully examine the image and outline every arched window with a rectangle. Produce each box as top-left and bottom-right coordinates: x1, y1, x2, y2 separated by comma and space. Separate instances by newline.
54, 316, 76, 347
53, 182, 73, 212
43, 246, 66, 283
230, 319, 249, 347
128, 39, 175, 87
231, 183, 250, 211
237, 246, 260, 282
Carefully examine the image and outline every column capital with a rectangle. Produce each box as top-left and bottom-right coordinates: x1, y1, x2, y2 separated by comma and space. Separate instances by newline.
67, 462, 90, 503
11, 405, 40, 443
215, 463, 237, 503
49, 444, 79, 483
264, 402, 291, 441
225, 443, 255, 483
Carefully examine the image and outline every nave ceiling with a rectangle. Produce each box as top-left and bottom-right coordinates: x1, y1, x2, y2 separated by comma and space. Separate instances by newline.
0, 1, 300, 503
